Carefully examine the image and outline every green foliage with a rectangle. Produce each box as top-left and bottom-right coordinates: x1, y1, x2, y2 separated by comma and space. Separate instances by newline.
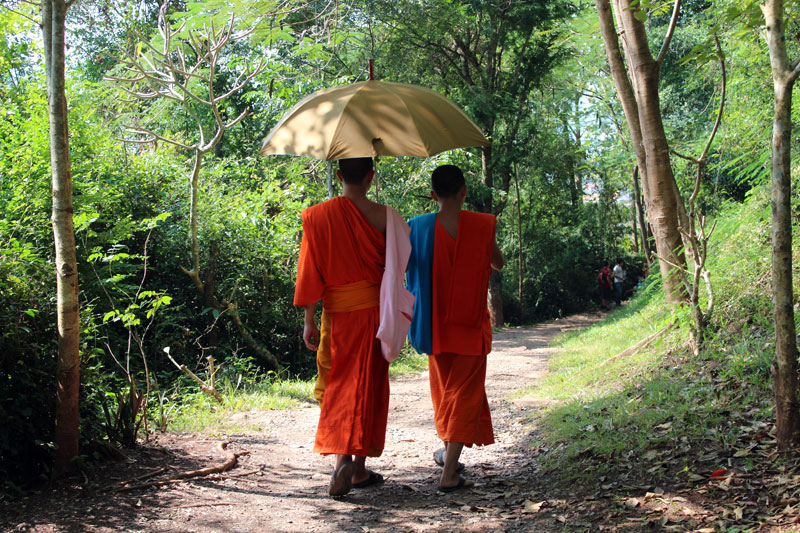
4, 0, 798, 499
527, 182, 780, 488
168, 362, 316, 433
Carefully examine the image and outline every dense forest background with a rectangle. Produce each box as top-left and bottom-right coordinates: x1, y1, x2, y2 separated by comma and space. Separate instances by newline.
1, 0, 796, 494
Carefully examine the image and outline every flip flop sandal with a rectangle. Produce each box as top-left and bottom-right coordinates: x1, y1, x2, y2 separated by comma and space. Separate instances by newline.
352, 470, 384, 489
438, 476, 473, 493
433, 448, 465, 473
328, 459, 355, 497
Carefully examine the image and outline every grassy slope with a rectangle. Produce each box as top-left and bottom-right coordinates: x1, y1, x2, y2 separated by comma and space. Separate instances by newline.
524, 186, 782, 493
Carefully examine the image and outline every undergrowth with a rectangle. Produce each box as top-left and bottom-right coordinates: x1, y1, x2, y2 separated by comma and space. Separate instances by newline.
527, 187, 781, 490
166, 348, 428, 433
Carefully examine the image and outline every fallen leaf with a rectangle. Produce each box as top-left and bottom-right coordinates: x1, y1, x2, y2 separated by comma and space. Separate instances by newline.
522, 500, 546, 514
733, 448, 751, 458
624, 498, 640, 508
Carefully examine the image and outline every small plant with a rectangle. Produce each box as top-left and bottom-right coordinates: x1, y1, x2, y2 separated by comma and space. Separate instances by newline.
100, 380, 144, 448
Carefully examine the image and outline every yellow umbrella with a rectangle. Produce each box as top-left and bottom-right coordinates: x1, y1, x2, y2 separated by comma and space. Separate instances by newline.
259, 80, 489, 160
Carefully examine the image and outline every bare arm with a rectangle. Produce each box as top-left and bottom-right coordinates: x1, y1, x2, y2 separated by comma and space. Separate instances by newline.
491, 239, 505, 270
303, 303, 320, 350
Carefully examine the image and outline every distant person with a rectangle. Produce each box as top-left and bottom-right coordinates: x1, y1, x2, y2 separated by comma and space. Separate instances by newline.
598, 261, 613, 310
612, 258, 626, 306
294, 157, 413, 497
405, 164, 504, 492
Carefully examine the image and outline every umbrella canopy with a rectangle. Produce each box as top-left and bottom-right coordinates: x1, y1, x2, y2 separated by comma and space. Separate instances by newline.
260, 80, 489, 160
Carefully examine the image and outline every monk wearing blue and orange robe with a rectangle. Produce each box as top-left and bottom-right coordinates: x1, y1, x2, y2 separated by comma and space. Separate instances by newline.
295, 157, 392, 497
406, 164, 504, 492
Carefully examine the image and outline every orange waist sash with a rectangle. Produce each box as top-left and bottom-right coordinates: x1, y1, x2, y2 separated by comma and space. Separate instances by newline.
323, 280, 380, 313
315, 280, 381, 406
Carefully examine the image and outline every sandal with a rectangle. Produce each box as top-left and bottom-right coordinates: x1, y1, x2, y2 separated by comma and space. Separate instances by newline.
352, 470, 384, 489
438, 476, 473, 493
433, 448, 465, 473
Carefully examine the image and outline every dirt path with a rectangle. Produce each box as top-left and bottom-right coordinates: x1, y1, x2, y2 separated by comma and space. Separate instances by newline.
2, 314, 604, 533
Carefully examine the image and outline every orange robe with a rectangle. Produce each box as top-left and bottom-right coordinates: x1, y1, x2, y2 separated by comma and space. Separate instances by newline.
294, 197, 389, 457
430, 212, 495, 447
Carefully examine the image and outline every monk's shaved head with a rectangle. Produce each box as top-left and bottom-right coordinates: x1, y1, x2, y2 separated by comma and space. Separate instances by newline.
431, 165, 465, 198
338, 157, 374, 184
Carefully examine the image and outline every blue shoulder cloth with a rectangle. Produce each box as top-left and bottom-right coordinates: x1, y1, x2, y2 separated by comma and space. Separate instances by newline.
406, 213, 436, 355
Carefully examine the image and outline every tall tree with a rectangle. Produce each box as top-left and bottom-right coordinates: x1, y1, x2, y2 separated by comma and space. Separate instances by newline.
761, 0, 800, 450
595, 0, 688, 304
107, 7, 282, 368
41, 0, 80, 474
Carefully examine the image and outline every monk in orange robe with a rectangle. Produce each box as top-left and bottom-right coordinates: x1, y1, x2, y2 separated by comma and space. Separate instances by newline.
294, 157, 389, 497
407, 164, 504, 492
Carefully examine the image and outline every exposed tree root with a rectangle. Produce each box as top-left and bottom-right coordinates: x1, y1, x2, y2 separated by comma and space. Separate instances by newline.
599, 321, 675, 367
117, 441, 240, 492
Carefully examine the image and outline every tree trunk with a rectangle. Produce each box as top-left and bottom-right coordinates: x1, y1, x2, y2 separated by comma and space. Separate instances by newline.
631, 166, 651, 262
488, 272, 503, 327
762, 0, 800, 450
596, 0, 687, 304
514, 166, 524, 321
631, 196, 639, 251
770, 82, 799, 448
480, 145, 493, 214
481, 137, 504, 327
184, 150, 204, 293
597, 0, 649, 193
635, 64, 686, 302
42, 0, 80, 475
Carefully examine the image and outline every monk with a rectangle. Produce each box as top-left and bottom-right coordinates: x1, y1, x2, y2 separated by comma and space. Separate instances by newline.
406, 164, 504, 492
295, 157, 394, 497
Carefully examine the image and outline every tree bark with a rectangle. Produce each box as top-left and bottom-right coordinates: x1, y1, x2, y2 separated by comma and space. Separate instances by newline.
631, 166, 650, 261
514, 166, 524, 321
42, 0, 80, 475
596, 0, 687, 304
480, 142, 504, 326
762, 0, 800, 450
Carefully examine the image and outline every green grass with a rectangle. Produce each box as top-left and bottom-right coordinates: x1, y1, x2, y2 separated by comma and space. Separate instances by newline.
522, 188, 778, 487
168, 376, 316, 433
166, 346, 428, 433
390, 347, 429, 376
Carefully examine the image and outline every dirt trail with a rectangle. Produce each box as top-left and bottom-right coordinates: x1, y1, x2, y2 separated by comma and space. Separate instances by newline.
2, 314, 603, 533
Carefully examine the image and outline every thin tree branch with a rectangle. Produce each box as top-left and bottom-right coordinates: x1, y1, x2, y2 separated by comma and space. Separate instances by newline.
671, 149, 698, 164
0, 4, 39, 24
213, 60, 266, 103
125, 127, 195, 151
656, 0, 682, 68
699, 34, 726, 163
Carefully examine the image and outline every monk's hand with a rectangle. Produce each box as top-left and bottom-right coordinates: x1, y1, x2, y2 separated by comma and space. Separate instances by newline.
303, 321, 320, 351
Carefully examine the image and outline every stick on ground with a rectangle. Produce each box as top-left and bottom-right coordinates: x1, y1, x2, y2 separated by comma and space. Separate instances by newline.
118, 441, 238, 492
